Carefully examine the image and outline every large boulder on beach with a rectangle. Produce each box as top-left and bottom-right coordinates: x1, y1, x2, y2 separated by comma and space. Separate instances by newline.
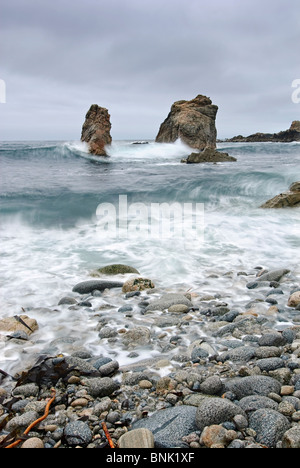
260, 181, 300, 208
155, 95, 218, 150
81, 104, 112, 156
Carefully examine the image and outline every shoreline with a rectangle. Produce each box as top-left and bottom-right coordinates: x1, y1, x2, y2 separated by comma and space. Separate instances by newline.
1, 265, 300, 448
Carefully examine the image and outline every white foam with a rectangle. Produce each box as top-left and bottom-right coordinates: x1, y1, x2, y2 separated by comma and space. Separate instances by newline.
106, 139, 194, 163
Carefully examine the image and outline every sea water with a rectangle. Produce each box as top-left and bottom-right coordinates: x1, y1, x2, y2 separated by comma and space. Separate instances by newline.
0, 139, 299, 376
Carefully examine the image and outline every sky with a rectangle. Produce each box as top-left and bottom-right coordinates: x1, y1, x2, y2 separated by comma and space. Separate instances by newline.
0, 0, 300, 141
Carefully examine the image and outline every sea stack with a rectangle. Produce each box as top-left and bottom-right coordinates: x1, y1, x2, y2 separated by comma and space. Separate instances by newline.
81, 104, 112, 156
155, 95, 218, 150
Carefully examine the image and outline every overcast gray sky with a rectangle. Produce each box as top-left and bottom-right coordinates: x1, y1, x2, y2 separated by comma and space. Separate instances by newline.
1, 0, 299, 140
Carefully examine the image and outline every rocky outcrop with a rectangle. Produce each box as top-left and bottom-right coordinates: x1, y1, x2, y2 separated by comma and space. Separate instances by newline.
81, 104, 112, 156
182, 147, 237, 164
155, 95, 218, 150
228, 121, 300, 143
260, 181, 300, 208
290, 120, 300, 132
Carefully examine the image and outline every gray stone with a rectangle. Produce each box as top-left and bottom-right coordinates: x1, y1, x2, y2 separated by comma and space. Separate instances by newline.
24, 400, 47, 414
233, 414, 248, 431
246, 281, 259, 289
199, 376, 224, 395
13, 383, 39, 398
73, 280, 123, 294
98, 326, 118, 339
118, 305, 133, 313
183, 394, 212, 407
195, 397, 247, 432
266, 288, 283, 296
8, 330, 30, 341
257, 269, 290, 283
282, 328, 297, 343
283, 396, 300, 411
154, 316, 181, 327
238, 395, 279, 413
145, 293, 193, 312
99, 360, 119, 376
5, 411, 39, 432
133, 405, 197, 448
256, 357, 285, 372
249, 409, 290, 448
258, 332, 286, 347
81, 377, 119, 397
224, 376, 282, 400
219, 346, 257, 363
121, 326, 151, 348
122, 372, 154, 386
64, 355, 99, 374
58, 297, 78, 306
191, 347, 209, 360
255, 346, 281, 359
93, 397, 112, 416
64, 421, 93, 446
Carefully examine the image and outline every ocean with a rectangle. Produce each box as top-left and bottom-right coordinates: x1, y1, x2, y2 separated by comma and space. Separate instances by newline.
0, 139, 299, 376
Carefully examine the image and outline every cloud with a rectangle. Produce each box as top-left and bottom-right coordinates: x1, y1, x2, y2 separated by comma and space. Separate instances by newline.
1, 0, 299, 140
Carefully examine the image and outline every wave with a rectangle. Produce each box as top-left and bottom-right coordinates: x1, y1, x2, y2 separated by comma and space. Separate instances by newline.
1, 138, 299, 166
1, 139, 299, 227
106, 139, 194, 163
0, 139, 196, 165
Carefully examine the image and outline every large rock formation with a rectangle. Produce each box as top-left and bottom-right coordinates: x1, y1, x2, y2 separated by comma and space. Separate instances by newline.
260, 181, 300, 208
81, 104, 112, 156
227, 121, 300, 143
155, 95, 218, 150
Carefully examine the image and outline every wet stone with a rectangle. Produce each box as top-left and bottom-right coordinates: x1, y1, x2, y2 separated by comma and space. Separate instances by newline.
64, 421, 93, 446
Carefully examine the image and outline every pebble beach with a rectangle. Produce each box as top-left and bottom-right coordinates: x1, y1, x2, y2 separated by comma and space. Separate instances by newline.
1, 264, 300, 449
